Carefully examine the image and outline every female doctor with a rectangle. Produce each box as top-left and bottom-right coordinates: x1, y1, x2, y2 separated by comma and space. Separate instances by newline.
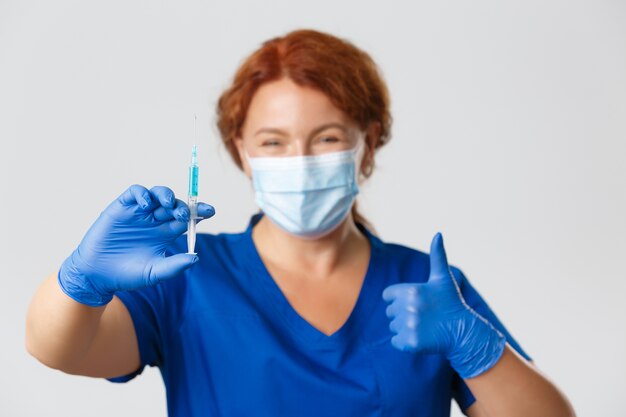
26, 29, 574, 417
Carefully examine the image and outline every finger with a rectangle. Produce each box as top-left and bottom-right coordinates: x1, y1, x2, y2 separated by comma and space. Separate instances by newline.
389, 311, 417, 335
164, 199, 191, 222
389, 317, 400, 333
390, 334, 402, 351
161, 219, 187, 236
152, 206, 184, 222
382, 283, 416, 302
149, 186, 176, 209
162, 211, 192, 236
429, 232, 451, 281
196, 203, 216, 220
144, 253, 199, 286
173, 199, 190, 222
161, 202, 214, 235
151, 198, 190, 223
152, 206, 173, 222
385, 303, 397, 318
118, 184, 151, 208
391, 331, 418, 352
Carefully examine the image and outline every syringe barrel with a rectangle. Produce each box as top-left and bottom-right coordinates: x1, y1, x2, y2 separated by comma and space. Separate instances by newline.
188, 165, 199, 197
186, 215, 197, 254
188, 195, 199, 219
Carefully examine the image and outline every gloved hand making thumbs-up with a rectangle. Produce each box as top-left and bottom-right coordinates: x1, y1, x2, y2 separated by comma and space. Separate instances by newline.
382, 233, 506, 379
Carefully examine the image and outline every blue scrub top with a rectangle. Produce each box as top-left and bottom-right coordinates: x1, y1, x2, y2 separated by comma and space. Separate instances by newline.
110, 213, 530, 416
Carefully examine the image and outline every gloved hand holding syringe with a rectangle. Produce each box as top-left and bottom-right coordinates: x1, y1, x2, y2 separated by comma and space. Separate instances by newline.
55, 119, 215, 306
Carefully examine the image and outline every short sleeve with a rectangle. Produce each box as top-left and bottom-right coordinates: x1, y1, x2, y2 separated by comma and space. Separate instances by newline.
449, 267, 532, 414
104, 237, 190, 383
106, 285, 165, 383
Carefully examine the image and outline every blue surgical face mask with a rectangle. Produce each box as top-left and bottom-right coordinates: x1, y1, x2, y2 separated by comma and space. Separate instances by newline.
246, 141, 364, 239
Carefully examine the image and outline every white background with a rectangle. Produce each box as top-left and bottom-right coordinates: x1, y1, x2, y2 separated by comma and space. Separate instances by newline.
1, 0, 625, 415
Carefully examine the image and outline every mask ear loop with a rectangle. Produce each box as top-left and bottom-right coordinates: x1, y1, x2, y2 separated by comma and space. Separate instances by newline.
240, 147, 254, 180
353, 139, 371, 182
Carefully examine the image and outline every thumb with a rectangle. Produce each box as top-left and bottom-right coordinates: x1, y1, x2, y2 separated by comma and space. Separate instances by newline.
144, 253, 199, 285
429, 232, 451, 281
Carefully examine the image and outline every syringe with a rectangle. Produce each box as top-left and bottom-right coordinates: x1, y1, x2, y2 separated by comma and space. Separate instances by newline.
187, 144, 199, 254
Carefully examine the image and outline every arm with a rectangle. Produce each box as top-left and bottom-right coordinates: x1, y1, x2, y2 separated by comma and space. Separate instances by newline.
26, 272, 140, 378
464, 346, 575, 417
383, 233, 575, 417
465, 400, 489, 417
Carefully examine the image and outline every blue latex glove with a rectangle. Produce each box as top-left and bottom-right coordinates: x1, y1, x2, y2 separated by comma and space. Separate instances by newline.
58, 184, 215, 307
382, 233, 506, 379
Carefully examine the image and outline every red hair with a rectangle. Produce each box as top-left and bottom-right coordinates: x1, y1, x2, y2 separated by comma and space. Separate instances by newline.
216, 29, 392, 229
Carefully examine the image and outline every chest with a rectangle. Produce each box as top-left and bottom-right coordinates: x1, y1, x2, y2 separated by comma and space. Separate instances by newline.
171, 251, 457, 416
264, 261, 368, 337
175, 303, 455, 417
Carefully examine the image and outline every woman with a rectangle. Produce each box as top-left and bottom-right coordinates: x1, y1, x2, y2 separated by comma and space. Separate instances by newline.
26, 29, 575, 416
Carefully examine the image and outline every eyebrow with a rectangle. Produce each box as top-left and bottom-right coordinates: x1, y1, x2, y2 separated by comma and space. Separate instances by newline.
254, 122, 349, 137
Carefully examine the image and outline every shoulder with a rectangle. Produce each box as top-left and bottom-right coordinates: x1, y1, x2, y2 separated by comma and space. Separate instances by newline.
371, 234, 469, 286
377, 238, 429, 264
371, 235, 431, 283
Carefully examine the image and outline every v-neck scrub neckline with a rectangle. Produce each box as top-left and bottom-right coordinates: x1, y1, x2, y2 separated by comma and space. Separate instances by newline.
242, 213, 385, 348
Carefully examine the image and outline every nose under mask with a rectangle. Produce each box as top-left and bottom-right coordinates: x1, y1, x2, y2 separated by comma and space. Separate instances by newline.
245, 141, 365, 239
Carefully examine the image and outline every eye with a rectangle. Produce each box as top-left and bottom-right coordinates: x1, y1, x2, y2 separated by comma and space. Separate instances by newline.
261, 139, 282, 147
319, 136, 340, 144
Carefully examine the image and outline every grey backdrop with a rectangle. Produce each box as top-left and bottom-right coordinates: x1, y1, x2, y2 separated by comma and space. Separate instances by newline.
1, 1, 624, 416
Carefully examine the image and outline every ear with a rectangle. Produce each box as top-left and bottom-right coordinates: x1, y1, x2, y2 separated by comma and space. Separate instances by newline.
360, 122, 381, 177
234, 137, 252, 178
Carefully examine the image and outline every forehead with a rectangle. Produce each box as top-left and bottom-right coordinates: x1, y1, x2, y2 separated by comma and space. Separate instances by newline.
242, 78, 353, 133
